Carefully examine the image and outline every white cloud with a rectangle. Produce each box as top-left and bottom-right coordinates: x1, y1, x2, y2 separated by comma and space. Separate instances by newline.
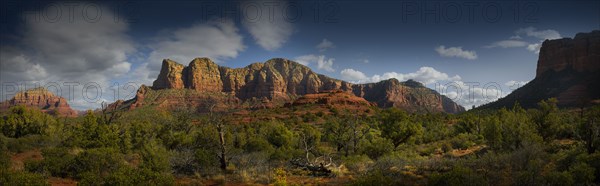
19, 4, 135, 81
0, 47, 48, 82
485, 40, 529, 48
147, 19, 245, 70
516, 27, 561, 40
106, 62, 132, 77
505, 80, 528, 89
340, 69, 367, 81
241, 0, 293, 51
0, 3, 136, 110
338, 67, 505, 109
517, 27, 560, 53
372, 67, 461, 84
125, 63, 155, 86
362, 59, 370, 63
487, 27, 561, 53
317, 58, 335, 72
294, 54, 335, 72
435, 45, 478, 60
316, 39, 335, 52
338, 67, 513, 109
294, 55, 315, 66
526, 43, 542, 53
339, 67, 460, 85
437, 81, 504, 110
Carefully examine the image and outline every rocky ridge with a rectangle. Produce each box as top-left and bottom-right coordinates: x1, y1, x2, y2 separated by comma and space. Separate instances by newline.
138, 58, 465, 113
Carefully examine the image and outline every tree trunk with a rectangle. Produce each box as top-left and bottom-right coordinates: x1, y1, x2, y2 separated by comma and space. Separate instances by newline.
218, 122, 227, 171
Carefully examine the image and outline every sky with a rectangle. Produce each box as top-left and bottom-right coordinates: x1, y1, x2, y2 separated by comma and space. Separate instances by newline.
0, 0, 599, 110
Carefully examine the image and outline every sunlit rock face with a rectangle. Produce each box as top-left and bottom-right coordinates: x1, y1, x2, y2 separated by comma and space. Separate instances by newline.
141, 57, 465, 113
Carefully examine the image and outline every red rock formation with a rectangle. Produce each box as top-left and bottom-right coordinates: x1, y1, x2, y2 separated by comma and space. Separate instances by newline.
152, 59, 185, 89
129, 85, 149, 109
290, 90, 375, 107
187, 58, 223, 92
136, 58, 465, 113
352, 79, 457, 113
0, 87, 78, 117
537, 30, 600, 76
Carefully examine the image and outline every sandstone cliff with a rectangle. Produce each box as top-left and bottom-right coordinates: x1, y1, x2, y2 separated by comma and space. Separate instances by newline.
480, 30, 600, 109
139, 58, 464, 113
536, 31, 600, 76
0, 87, 78, 117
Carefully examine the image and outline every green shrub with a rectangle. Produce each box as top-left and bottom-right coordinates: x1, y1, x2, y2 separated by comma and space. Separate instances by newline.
543, 171, 574, 186
24, 159, 44, 173
302, 113, 318, 122
428, 166, 486, 186
244, 137, 274, 153
418, 144, 439, 156
342, 155, 373, 174
72, 148, 124, 179
67, 112, 120, 149
6, 135, 47, 153
0, 106, 56, 138
586, 152, 600, 183
441, 142, 453, 153
351, 170, 394, 186
139, 141, 171, 172
270, 148, 297, 161
195, 148, 218, 172
41, 147, 76, 177
96, 166, 174, 185
360, 137, 394, 160
0, 142, 9, 169
0, 169, 48, 186
450, 133, 478, 150
78, 172, 103, 185
265, 122, 294, 149
568, 162, 595, 185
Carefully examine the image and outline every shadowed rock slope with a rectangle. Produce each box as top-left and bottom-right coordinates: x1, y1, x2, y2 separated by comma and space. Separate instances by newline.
479, 30, 600, 109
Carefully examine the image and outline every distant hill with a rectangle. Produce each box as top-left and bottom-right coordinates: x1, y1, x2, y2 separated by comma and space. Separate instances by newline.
479, 30, 600, 109
118, 58, 465, 113
0, 87, 78, 117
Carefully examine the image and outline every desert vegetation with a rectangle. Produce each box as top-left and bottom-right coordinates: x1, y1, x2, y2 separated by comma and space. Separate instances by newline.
1, 98, 599, 185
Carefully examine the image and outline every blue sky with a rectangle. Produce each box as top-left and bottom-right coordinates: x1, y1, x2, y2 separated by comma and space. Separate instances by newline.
1, 0, 599, 110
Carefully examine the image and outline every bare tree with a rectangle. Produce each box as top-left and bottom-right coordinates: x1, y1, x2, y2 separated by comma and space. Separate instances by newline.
205, 98, 230, 172
299, 130, 316, 164
292, 126, 335, 177
100, 102, 123, 125
349, 115, 371, 154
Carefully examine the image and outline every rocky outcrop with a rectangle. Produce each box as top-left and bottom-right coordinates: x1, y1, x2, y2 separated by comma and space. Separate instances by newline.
0, 87, 78, 117
352, 79, 462, 113
537, 30, 600, 76
187, 58, 223, 92
152, 59, 185, 89
151, 58, 352, 101
128, 84, 149, 110
480, 30, 600, 109
289, 90, 375, 107
140, 58, 465, 113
